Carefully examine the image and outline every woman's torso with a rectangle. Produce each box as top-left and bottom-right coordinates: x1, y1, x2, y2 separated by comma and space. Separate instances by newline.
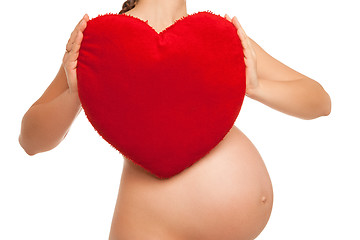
109, 125, 274, 240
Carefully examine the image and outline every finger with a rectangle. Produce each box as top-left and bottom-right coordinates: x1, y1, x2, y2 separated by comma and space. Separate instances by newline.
234, 21, 245, 45
66, 16, 86, 50
72, 30, 83, 54
237, 29, 247, 51
71, 17, 86, 40
66, 21, 84, 51
78, 18, 87, 32
232, 16, 245, 37
224, 13, 232, 22
237, 29, 253, 60
84, 13, 90, 22
69, 31, 83, 62
232, 16, 247, 38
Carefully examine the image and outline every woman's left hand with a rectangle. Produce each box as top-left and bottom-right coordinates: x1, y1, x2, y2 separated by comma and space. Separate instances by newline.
224, 14, 259, 97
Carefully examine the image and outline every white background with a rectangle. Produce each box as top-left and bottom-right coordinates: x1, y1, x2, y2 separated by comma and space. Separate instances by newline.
1, 0, 359, 239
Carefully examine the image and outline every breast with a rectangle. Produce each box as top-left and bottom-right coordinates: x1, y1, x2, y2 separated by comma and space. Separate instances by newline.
109, 125, 274, 240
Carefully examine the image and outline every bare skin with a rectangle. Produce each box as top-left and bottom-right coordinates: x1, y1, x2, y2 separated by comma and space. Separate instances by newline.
18, 0, 331, 239
110, 125, 274, 240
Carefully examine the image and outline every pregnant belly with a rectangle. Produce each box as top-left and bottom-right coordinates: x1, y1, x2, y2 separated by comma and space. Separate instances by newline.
109, 125, 274, 240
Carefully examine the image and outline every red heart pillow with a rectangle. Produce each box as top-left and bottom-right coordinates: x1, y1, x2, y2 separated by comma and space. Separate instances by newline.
77, 10, 246, 179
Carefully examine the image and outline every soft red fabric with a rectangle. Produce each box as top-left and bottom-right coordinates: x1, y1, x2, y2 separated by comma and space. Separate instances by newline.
77, 10, 246, 179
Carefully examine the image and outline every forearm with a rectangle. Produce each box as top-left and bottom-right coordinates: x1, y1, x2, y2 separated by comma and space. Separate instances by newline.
19, 89, 82, 155
246, 78, 331, 120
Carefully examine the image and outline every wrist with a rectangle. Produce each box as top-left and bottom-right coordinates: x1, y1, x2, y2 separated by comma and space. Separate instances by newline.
66, 88, 81, 107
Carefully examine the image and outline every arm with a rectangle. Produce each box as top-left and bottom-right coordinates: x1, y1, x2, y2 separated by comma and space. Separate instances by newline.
19, 63, 82, 156
247, 76, 331, 120
19, 14, 89, 156
246, 37, 331, 120
225, 14, 331, 120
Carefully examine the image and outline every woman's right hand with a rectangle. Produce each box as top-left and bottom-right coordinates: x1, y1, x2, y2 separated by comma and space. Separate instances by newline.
62, 13, 90, 94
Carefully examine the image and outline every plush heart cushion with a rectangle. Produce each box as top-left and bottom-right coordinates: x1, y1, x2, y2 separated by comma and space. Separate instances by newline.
77, 10, 246, 179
